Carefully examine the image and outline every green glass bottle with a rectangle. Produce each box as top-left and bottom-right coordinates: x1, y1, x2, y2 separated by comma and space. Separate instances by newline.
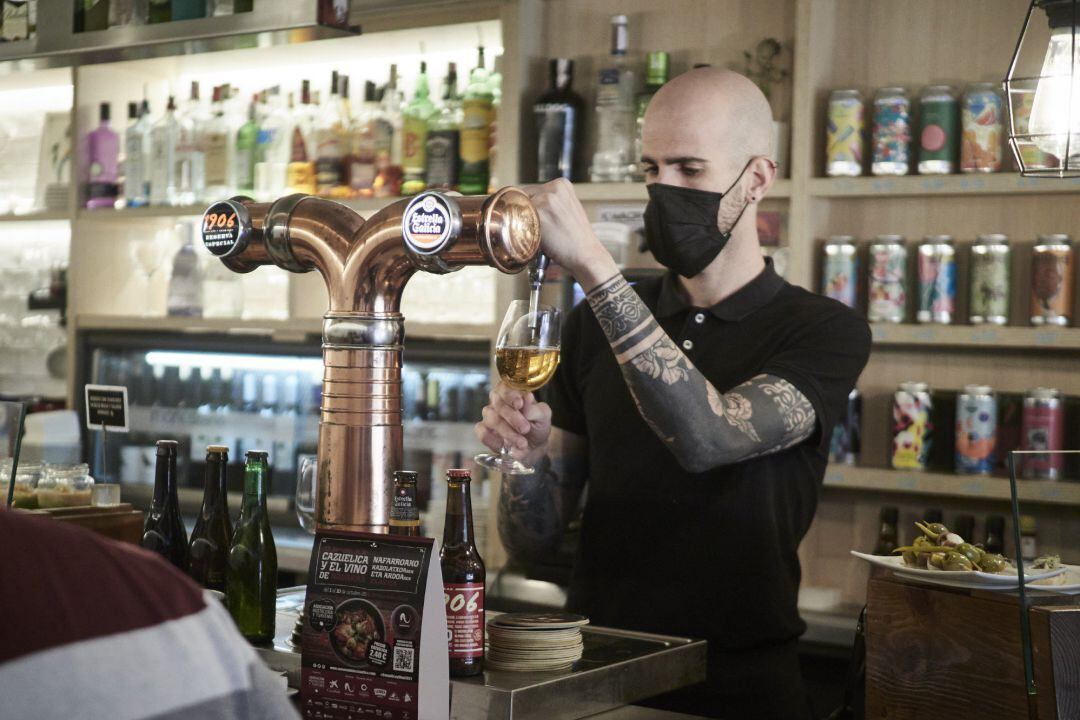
234, 97, 258, 194
400, 61, 436, 196
187, 445, 232, 592
226, 450, 277, 644
458, 47, 494, 195
148, 0, 170, 23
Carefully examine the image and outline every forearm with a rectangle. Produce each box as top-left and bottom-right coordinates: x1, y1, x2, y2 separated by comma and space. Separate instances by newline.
585, 274, 816, 472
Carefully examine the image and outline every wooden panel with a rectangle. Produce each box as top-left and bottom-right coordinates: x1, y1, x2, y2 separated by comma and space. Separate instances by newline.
1047, 606, 1080, 719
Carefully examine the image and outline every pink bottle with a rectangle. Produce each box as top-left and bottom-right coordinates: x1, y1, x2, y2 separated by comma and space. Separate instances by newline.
86, 102, 120, 209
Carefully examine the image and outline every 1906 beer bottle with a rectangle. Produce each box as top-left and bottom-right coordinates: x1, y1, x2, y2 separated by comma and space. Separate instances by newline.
187, 445, 233, 591
141, 440, 189, 571
439, 469, 485, 677
390, 470, 421, 537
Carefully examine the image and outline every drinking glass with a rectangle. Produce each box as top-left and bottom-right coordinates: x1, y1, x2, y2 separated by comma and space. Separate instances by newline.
295, 455, 317, 533
130, 231, 170, 316
474, 300, 561, 475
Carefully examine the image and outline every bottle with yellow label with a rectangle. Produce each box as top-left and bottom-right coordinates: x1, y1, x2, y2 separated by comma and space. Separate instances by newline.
401, 61, 436, 196
458, 47, 493, 195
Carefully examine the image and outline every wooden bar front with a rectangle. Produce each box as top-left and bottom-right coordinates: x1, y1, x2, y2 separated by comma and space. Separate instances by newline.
865, 575, 1080, 720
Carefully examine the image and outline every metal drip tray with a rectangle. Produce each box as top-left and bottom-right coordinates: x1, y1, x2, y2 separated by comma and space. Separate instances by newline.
259, 588, 707, 720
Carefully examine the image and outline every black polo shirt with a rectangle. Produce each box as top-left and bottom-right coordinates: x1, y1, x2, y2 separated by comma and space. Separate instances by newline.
547, 260, 871, 651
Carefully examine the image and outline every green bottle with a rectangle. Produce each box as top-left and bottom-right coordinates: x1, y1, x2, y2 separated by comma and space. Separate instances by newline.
226, 450, 277, 644
148, 0, 171, 23
458, 47, 494, 195
400, 61, 436, 196
234, 98, 258, 194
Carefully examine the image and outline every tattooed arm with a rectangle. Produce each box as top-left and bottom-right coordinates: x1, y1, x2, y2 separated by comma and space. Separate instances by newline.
587, 273, 817, 473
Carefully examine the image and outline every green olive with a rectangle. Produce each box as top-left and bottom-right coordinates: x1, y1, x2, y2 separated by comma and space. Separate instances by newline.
979, 554, 1008, 573
929, 552, 947, 569
942, 552, 974, 571
955, 543, 983, 565
925, 522, 949, 536
913, 536, 934, 551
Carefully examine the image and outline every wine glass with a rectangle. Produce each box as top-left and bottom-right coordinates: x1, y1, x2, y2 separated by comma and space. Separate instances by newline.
474, 300, 561, 475
129, 230, 171, 316
295, 455, 317, 533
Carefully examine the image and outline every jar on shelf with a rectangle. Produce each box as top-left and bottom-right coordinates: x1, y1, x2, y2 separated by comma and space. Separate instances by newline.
1, 463, 44, 509
36, 464, 95, 508
826, 89, 865, 177
918, 85, 959, 175
871, 88, 912, 176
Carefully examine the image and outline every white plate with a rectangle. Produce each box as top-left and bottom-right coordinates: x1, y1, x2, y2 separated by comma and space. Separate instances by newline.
850, 551, 1066, 589
1027, 566, 1080, 596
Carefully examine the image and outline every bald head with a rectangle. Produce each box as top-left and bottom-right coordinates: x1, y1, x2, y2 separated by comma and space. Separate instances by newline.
641, 68, 774, 187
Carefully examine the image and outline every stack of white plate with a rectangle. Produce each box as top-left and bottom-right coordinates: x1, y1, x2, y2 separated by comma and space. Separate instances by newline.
486, 612, 589, 672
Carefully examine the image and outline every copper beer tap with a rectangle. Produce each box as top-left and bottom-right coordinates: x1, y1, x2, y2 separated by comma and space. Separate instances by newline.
201, 190, 541, 532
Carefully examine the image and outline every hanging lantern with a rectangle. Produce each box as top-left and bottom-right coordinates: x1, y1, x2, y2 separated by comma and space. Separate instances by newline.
1005, 0, 1080, 177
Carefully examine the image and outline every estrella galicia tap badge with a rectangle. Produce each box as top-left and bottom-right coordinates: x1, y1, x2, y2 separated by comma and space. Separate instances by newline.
403, 193, 454, 255
202, 201, 244, 256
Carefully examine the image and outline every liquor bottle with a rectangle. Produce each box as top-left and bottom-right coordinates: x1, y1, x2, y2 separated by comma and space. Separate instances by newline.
459, 47, 494, 195
373, 67, 404, 197
488, 53, 503, 190
984, 515, 1006, 555
85, 102, 120, 209
401, 61, 436, 196
439, 469, 484, 677
166, 224, 204, 317
117, 102, 138, 206
234, 95, 258, 195
141, 440, 189, 571
203, 85, 234, 201
127, 100, 154, 207
147, 0, 168, 22
872, 506, 899, 556
591, 15, 636, 182
314, 71, 344, 196
342, 80, 379, 196
390, 470, 421, 537
187, 445, 233, 592
286, 80, 317, 194
631, 51, 670, 180
176, 81, 208, 206
226, 450, 278, 643
171, 0, 205, 20
534, 58, 585, 182
254, 86, 289, 200
76, 0, 109, 32
150, 96, 180, 206
425, 63, 462, 191
330, 75, 355, 197
1019, 515, 1038, 562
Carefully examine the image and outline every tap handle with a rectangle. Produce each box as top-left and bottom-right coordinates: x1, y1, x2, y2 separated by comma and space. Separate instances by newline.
529, 252, 550, 288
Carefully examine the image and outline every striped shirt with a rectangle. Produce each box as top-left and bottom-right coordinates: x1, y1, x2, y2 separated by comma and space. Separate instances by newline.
0, 509, 299, 720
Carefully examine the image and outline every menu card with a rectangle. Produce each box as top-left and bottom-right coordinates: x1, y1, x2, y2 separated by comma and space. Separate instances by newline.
300, 531, 449, 720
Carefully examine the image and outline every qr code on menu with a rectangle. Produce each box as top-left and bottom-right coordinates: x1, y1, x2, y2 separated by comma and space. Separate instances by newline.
393, 645, 415, 673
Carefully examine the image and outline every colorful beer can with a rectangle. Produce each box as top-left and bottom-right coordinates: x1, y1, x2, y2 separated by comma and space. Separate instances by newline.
826, 89, 865, 177
918, 85, 958, 175
892, 381, 933, 471
867, 235, 907, 323
829, 388, 862, 465
969, 234, 1011, 325
1010, 90, 1054, 171
955, 385, 997, 475
917, 236, 956, 324
1021, 387, 1064, 480
871, 88, 912, 176
1031, 235, 1074, 326
822, 236, 859, 309
960, 83, 1004, 173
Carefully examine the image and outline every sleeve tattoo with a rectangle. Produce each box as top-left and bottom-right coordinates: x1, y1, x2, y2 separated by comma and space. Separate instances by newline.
586, 274, 817, 472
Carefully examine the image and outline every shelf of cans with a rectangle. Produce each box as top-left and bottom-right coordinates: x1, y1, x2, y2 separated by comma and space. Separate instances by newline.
830, 384, 1080, 484
825, 83, 1040, 180
821, 234, 1078, 330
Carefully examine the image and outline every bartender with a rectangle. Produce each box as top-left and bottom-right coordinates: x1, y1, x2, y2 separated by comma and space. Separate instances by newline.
476, 67, 870, 719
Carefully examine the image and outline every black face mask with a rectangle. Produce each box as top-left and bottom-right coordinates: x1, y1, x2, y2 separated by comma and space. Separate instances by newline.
643, 162, 751, 278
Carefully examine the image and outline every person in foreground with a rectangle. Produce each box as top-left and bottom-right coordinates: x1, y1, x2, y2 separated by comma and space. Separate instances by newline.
0, 509, 299, 719
478, 67, 871, 719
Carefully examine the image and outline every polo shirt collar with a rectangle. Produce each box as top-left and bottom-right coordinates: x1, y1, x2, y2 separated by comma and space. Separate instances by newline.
655, 258, 786, 321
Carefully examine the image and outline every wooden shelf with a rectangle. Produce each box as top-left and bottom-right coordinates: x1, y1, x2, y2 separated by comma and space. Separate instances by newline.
78, 205, 207, 220
809, 174, 1080, 199
823, 464, 1080, 508
871, 324, 1080, 351
74, 314, 493, 342
0, 209, 69, 222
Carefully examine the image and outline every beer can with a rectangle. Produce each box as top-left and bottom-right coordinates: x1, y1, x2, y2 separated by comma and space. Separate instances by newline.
1010, 90, 1054, 171
826, 90, 865, 177
821, 236, 859, 309
955, 385, 997, 475
960, 83, 1004, 173
1031, 235, 1074, 326
918, 85, 958, 175
917, 236, 956, 324
1021, 387, 1064, 480
892, 381, 933, 471
829, 388, 862, 465
969, 234, 1011, 325
867, 235, 907, 323
871, 88, 912, 176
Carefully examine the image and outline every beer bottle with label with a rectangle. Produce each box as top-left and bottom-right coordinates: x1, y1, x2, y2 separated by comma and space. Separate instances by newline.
439, 469, 485, 677
187, 445, 233, 592
226, 450, 278, 643
390, 470, 421, 537
141, 440, 189, 571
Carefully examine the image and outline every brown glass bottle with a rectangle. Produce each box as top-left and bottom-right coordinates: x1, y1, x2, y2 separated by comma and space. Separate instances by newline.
141, 440, 189, 572
439, 469, 485, 677
872, 506, 899, 556
187, 445, 233, 592
389, 470, 421, 537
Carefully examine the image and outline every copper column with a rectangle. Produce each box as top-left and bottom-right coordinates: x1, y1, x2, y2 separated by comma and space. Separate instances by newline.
200, 189, 541, 532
